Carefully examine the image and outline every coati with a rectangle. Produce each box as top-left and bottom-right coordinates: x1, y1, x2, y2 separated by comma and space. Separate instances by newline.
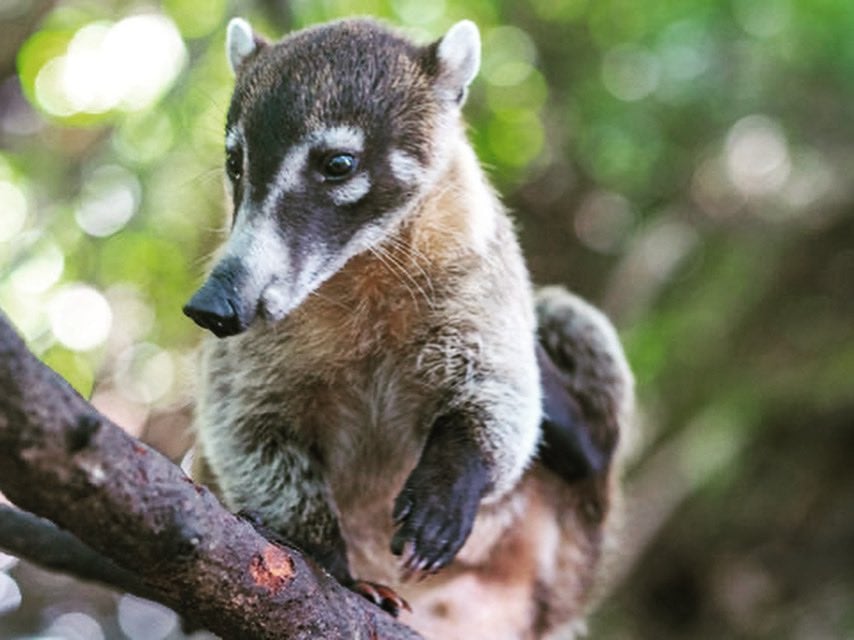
183, 16, 633, 639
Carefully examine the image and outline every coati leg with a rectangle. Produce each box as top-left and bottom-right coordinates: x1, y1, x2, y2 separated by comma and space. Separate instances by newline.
391, 408, 492, 575
191, 429, 406, 615
401, 289, 632, 638
391, 322, 542, 577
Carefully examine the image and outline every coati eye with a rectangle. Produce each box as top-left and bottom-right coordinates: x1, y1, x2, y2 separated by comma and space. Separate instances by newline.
226, 146, 243, 182
322, 153, 357, 180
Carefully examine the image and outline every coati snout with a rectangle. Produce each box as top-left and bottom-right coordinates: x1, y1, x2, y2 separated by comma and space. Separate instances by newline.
183, 256, 249, 337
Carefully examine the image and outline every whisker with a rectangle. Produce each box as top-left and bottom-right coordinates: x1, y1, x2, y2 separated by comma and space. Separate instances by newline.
371, 243, 435, 311
381, 236, 437, 301
308, 288, 351, 311
368, 245, 423, 309
174, 166, 224, 192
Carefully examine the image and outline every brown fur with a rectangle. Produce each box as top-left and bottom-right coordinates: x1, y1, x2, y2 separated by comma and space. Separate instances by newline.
190, 17, 633, 639
193, 147, 630, 637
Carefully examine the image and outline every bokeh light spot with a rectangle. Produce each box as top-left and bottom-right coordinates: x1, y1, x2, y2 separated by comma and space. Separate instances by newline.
33, 14, 187, 118
48, 284, 113, 351
75, 164, 141, 237
0, 552, 19, 572
105, 285, 156, 345
482, 26, 537, 87
656, 20, 712, 92
0, 572, 21, 615
10, 243, 65, 294
602, 44, 660, 102
118, 594, 178, 640
725, 114, 791, 197
574, 191, 634, 253
113, 110, 176, 164
115, 342, 176, 405
46, 612, 105, 640
0, 180, 28, 241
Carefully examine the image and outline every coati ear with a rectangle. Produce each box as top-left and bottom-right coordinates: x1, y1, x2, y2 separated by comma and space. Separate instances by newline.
430, 20, 481, 105
226, 17, 266, 75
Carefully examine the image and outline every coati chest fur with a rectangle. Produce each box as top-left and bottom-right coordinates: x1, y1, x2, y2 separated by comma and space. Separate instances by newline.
185, 16, 633, 640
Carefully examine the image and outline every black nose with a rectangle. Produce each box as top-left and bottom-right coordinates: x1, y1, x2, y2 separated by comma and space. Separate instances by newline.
183, 285, 244, 338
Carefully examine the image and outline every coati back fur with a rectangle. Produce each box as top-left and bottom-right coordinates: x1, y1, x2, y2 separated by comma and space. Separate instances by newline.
184, 17, 633, 640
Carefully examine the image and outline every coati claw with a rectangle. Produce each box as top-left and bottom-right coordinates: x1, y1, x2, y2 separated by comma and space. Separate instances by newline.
392, 500, 411, 524
351, 580, 411, 617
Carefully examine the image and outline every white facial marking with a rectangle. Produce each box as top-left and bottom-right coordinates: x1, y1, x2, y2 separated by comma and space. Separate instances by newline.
389, 149, 423, 185
261, 125, 367, 215
225, 212, 290, 297
259, 283, 290, 320
294, 251, 328, 296
222, 123, 377, 322
224, 203, 253, 255
317, 125, 364, 152
264, 141, 311, 213
225, 126, 246, 205
230, 214, 336, 322
247, 216, 289, 281
226, 18, 256, 75
330, 173, 371, 206
234, 215, 301, 322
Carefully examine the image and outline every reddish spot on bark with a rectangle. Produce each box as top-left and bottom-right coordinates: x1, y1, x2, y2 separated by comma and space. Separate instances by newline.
249, 544, 295, 593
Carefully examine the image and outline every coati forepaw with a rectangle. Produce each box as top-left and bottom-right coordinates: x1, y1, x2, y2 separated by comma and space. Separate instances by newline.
390, 453, 488, 578
350, 580, 411, 617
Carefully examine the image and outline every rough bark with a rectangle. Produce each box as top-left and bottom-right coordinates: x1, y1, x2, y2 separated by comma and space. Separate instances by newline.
0, 311, 421, 640
0, 505, 162, 600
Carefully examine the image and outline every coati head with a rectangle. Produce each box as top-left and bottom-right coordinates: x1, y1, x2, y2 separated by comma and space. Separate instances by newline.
183, 17, 481, 337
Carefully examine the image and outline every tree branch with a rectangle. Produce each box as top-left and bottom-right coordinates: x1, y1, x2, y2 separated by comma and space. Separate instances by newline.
0, 312, 421, 640
0, 505, 162, 601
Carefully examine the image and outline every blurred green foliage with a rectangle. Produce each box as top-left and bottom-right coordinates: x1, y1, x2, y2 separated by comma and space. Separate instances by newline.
1, 0, 853, 638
